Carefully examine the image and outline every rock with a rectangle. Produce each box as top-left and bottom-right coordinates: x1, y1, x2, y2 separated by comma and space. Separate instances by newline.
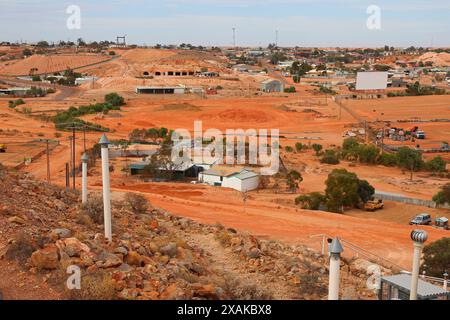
159, 243, 178, 258
8, 216, 26, 225
114, 247, 128, 256
30, 245, 59, 270
118, 263, 133, 272
342, 287, 358, 300
126, 251, 144, 267
150, 220, 159, 231
56, 238, 90, 257
230, 237, 242, 246
159, 283, 184, 300
247, 247, 261, 259
191, 283, 220, 299
52, 228, 72, 239
96, 251, 123, 268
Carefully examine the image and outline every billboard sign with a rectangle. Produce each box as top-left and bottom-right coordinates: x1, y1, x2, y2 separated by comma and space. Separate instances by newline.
356, 72, 388, 90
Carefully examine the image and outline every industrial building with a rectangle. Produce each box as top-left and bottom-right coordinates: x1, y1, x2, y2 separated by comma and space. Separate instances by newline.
0, 87, 31, 96
260, 79, 284, 93
136, 86, 185, 95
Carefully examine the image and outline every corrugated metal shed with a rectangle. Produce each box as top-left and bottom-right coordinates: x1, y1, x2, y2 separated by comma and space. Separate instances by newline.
381, 274, 449, 299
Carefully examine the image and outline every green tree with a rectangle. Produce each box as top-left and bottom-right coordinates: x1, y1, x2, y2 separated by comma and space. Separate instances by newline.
357, 179, 375, 203
286, 170, 303, 193
320, 149, 340, 165
422, 238, 450, 277
104, 92, 125, 107
325, 169, 374, 213
22, 48, 33, 56
425, 156, 447, 173
357, 144, 380, 164
295, 142, 306, 152
312, 143, 323, 156
378, 153, 398, 167
295, 192, 326, 210
396, 147, 424, 180
285, 146, 294, 153
432, 184, 450, 205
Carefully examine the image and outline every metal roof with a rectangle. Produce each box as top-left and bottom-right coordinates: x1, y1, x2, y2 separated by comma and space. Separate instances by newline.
329, 237, 344, 254
232, 169, 259, 180
381, 274, 449, 299
98, 134, 110, 145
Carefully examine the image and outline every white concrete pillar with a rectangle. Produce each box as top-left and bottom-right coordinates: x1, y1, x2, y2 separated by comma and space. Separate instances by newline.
99, 134, 112, 242
328, 237, 344, 300
409, 230, 428, 300
443, 272, 448, 291
81, 153, 89, 204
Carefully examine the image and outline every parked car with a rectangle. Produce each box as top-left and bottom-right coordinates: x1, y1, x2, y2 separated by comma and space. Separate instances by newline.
409, 213, 432, 225
434, 217, 449, 230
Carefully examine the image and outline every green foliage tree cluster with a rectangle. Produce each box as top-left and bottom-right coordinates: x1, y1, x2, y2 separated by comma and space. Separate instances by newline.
295, 192, 326, 210
312, 143, 323, 156
284, 86, 296, 93
295, 142, 308, 152
325, 169, 375, 213
8, 99, 25, 108
286, 170, 303, 193
104, 92, 125, 107
340, 138, 446, 177
294, 169, 375, 213
52, 94, 123, 131
422, 238, 450, 277
129, 127, 170, 143
432, 184, 450, 205
320, 149, 340, 164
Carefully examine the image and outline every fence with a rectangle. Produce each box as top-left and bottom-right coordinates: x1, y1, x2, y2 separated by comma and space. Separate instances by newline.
374, 191, 439, 208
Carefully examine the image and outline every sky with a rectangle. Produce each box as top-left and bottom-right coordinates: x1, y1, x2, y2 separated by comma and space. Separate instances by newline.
0, 0, 449, 47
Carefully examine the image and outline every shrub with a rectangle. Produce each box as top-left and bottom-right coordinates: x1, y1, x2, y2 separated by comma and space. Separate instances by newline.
312, 143, 323, 156
320, 149, 340, 164
295, 192, 326, 210
378, 153, 398, 167
295, 142, 307, 152
299, 274, 327, 296
104, 92, 125, 107
21, 106, 32, 114
80, 196, 104, 224
422, 238, 450, 277
124, 193, 150, 215
222, 274, 273, 300
285, 146, 294, 153
432, 184, 450, 205
357, 144, 380, 164
425, 156, 447, 173
69, 271, 117, 300
286, 170, 303, 193
5, 232, 38, 264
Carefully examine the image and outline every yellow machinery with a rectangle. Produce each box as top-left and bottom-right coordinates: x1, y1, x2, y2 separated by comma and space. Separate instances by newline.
0, 144, 6, 153
364, 199, 384, 212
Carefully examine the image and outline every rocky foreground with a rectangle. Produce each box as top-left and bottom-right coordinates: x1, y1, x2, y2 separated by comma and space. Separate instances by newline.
0, 165, 382, 300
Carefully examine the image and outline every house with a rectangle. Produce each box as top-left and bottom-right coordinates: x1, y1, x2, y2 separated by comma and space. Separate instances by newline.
199, 166, 260, 192
261, 79, 284, 93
